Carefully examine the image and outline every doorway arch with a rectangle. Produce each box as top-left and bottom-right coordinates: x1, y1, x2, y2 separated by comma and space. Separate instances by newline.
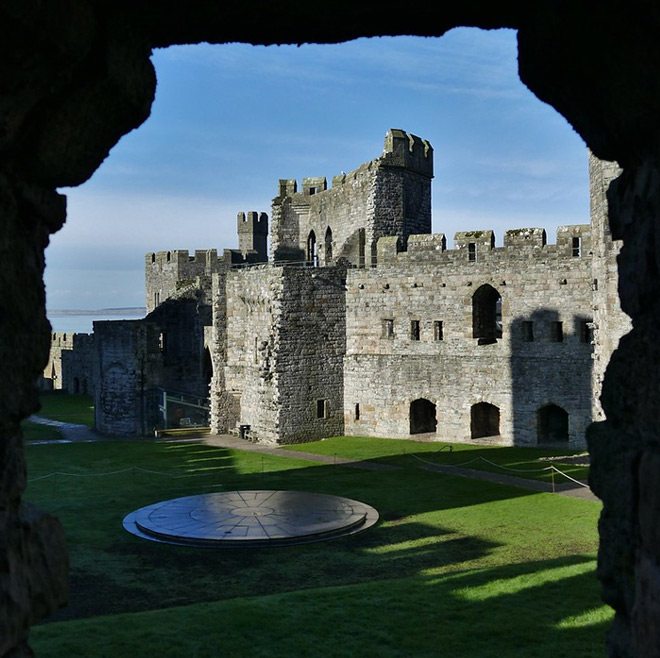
470, 402, 500, 438
538, 404, 569, 443
410, 398, 437, 434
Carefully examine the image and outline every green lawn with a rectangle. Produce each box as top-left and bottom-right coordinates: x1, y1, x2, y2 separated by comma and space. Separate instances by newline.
282, 436, 590, 485
34, 390, 95, 426
26, 438, 610, 657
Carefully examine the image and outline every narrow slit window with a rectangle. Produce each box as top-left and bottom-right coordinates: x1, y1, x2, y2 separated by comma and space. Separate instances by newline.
522, 321, 534, 342
354, 403, 360, 421
468, 243, 476, 262
433, 320, 444, 341
410, 320, 420, 341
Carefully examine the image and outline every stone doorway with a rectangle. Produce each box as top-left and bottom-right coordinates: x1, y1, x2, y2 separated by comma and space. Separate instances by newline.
538, 404, 569, 443
471, 402, 500, 439
409, 398, 437, 434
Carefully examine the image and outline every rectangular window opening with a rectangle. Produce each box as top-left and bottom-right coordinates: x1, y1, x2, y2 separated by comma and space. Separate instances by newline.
354, 403, 360, 421
381, 318, 394, 339
433, 320, 444, 341
468, 242, 476, 262
158, 331, 167, 353
572, 236, 581, 257
316, 399, 328, 419
551, 321, 564, 343
522, 321, 534, 342
410, 320, 420, 341
580, 320, 594, 344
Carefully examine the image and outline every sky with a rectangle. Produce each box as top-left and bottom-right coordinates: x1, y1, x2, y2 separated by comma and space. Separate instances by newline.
45, 27, 589, 312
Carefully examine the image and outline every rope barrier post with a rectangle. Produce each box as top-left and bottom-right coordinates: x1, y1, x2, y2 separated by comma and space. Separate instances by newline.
551, 467, 556, 494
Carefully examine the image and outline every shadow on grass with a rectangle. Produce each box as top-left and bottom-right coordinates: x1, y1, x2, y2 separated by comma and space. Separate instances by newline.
25, 438, 602, 651
31, 555, 610, 658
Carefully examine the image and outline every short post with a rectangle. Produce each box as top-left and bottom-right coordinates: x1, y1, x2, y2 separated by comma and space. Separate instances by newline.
551, 467, 556, 494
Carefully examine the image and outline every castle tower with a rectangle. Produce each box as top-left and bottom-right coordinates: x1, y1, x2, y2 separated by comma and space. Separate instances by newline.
237, 211, 268, 262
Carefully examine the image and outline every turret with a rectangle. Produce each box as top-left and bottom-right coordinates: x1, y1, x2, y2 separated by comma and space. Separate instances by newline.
237, 211, 268, 262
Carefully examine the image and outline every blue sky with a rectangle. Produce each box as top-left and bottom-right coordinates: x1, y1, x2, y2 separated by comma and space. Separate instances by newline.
46, 27, 589, 311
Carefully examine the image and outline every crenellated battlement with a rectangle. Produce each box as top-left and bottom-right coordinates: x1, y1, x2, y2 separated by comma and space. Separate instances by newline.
237, 211, 268, 233
377, 225, 592, 266
274, 129, 433, 202
381, 128, 434, 177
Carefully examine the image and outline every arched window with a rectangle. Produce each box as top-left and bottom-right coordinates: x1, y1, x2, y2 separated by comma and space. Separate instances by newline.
307, 230, 317, 266
324, 226, 333, 264
410, 398, 437, 434
472, 284, 502, 345
471, 402, 500, 438
538, 404, 569, 443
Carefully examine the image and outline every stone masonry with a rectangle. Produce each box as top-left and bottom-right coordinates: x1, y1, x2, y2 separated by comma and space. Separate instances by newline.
83, 129, 628, 451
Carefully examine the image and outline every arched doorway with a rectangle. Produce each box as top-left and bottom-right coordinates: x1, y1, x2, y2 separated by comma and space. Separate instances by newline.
324, 226, 333, 264
472, 284, 502, 345
471, 402, 500, 438
307, 230, 318, 266
538, 404, 569, 443
410, 398, 437, 434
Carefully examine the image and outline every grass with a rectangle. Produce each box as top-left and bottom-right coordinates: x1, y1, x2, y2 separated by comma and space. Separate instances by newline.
34, 390, 95, 426
25, 437, 610, 657
282, 436, 590, 485
21, 420, 64, 441
21, 391, 94, 440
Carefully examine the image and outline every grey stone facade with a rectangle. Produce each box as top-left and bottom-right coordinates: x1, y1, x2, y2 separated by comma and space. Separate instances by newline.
41, 332, 95, 395
73, 130, 628, 448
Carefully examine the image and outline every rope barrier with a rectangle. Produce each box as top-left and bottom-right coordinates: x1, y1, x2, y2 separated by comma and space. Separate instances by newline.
27, 465, 222, 483
410, 452, 589, 489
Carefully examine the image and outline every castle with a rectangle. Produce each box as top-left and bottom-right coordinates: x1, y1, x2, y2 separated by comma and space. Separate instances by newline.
44, 129, 629, 449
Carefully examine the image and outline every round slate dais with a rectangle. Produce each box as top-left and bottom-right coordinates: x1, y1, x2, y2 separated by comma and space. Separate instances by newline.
123, 490, 379, 548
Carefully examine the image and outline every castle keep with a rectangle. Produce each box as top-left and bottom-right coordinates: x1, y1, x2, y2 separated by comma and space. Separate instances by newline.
54, 130, 629, 449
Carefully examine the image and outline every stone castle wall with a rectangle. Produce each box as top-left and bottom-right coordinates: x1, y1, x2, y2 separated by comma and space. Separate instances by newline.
42, 332, 95, 395
270, 129, 433, 267
344, 228, 595, 445
221, 265, 346, 444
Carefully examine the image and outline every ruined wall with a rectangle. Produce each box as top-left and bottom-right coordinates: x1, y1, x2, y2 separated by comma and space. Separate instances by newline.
589, 152, 632, 422
94, 294, 212, 435
345, 226, 595, 447
93, 320, 161, 435
222, 265, 345, 444
223, 265, 283, 442
41, 332, 95, 395
145, 249, 221, 313
270, 129, 432, 266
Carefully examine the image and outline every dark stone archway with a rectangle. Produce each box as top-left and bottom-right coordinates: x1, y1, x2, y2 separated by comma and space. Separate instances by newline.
538, 404, 569, 444
470, 402, 500, 439
410, 398, 437, 434
2, 3, 660, 656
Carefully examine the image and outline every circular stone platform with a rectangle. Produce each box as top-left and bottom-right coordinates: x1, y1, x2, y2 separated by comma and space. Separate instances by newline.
122, 490, 379, 548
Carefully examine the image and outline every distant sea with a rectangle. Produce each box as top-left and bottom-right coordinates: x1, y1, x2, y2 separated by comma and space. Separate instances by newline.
47, 308, 147, 335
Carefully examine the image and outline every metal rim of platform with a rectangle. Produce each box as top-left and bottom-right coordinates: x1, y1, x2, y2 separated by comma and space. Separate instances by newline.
122, 490, 379, 548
